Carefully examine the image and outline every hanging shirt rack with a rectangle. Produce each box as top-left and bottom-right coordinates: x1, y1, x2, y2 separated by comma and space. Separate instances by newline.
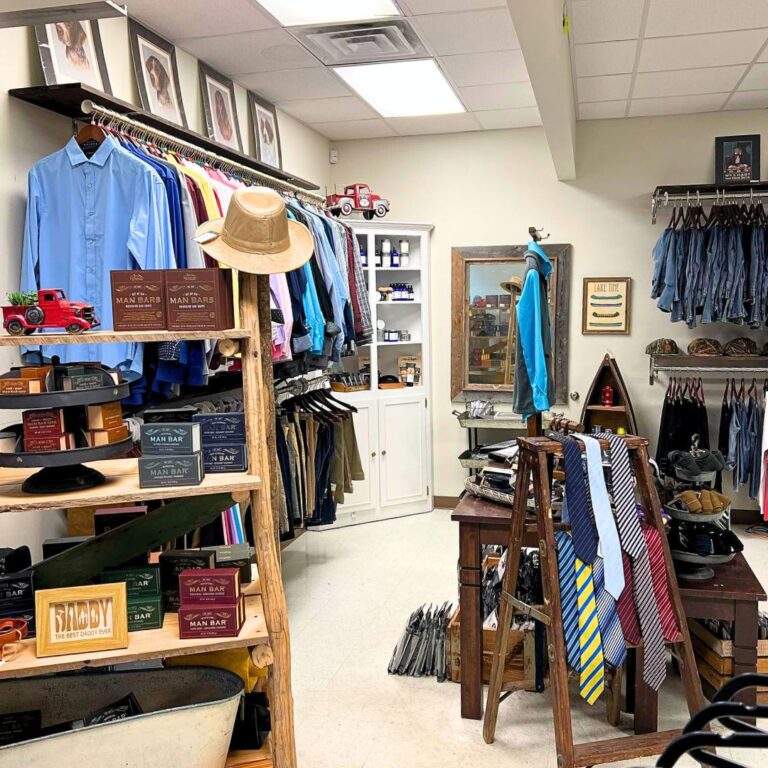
80, 99, 326, 204
651, 183, 768, 224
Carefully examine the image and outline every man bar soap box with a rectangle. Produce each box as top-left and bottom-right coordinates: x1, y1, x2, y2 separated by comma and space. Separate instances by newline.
203, 444, 248, 473
211, 544, 253, 584
94, 506, 148, 537
22, 408, 66, 438
193, 412, 245, 444
178, 595, 245, 639
0, 572, 34, 613
127, 596, 164, 632
87, 402, 124, 431
111, 270, 167, 331
160, 549, 216, 612
179, 567, 241, 604
139, 452, 205, 488
88, 423, 130, 447
141, 423, 201, 455
144, 405, 200, 424
0, 378, 42, 394
101, 563, 159, 598
24, 432, 75, 453
164, 268, 234, 331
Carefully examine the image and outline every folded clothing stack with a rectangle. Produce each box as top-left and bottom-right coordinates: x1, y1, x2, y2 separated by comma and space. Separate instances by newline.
669, 521, 743, 557
667, 449, 727, 476
667, 489, 731, 516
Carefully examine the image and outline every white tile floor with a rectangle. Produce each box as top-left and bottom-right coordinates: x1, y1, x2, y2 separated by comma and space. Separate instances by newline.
282, 511, 768, 768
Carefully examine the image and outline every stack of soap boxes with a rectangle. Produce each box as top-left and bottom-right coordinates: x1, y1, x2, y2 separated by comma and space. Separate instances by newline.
102, 564, 163, 632
193, 412, 248, 474
139, 420, 205, 488
177, 567, 245, 639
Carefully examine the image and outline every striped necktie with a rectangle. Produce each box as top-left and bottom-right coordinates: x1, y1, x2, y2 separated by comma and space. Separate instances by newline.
555, 531, 580, 671
592, 555, 627, 668
642, 523, 680, 642
598, 433, 666, 691
616, 552, 642, 645
575, 556, 605, 704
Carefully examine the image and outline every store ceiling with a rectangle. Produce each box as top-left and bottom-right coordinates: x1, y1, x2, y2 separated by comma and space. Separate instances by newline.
126, 0, 542, 139
570, 0, 768, 120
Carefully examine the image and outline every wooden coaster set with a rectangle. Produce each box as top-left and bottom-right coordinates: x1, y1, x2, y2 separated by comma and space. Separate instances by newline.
482, 433, 706, 768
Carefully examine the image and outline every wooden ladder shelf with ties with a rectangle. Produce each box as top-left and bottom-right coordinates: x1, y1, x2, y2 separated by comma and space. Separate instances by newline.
482, 435, 706, 768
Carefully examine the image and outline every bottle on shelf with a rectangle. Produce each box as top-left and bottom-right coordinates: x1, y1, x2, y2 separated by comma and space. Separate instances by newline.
391, 248, 400, 268
360, 247, 368, 269
399, 239, 410, 268
375, 249, 382, 268
381, 239, 392, 268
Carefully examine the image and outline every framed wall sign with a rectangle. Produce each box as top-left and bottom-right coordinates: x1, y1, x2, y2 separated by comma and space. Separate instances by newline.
35, 583, 128, 658
715, 134, 760, 185
248, 91, 282, 169
582, 277, 631, 335
200, 62, 244, 153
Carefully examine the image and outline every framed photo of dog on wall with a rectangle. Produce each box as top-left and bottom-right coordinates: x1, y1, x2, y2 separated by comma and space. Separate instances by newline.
129, 19, 188, 128
200, 62, 244, 153
249, 91, 282, 170
35, 19, 111, 94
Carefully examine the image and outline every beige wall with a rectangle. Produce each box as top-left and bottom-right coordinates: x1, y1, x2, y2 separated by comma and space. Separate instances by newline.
0, 18, 330, 557
330, 110, 768, 508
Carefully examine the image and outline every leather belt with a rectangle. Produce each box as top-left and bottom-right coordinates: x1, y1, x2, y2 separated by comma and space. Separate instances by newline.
0, 618, 28, 646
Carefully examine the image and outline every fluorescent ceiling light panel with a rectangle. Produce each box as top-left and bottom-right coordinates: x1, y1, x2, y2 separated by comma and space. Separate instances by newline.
333, 59, 465, 117
256, 0, 400, 27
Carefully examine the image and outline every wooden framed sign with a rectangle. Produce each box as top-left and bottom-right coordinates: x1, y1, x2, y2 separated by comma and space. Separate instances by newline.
582, 277, 631, 335
35, 583, 128, 658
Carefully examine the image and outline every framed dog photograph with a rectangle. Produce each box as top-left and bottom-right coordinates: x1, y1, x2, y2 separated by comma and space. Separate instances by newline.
200, 62, 243, 153
129, 19, 187, 128
582, 277, 631, 335
715, 134, 760, 185
35, 583, 128, 658
35, 19, 111, 94
249, 91, 282, 169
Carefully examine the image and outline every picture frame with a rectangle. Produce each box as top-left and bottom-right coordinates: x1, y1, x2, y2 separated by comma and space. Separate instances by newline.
248, 91, 282, 170
35, 19, 111, 94
35, 583, 128, 659
715, 134, 760, 185
200, 62, 244, 153
128, 19, 187, 128
582, 277, 631, 335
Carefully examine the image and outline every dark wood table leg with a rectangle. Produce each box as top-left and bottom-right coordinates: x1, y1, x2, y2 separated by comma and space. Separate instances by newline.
459, 520, 483, 719
633, 645, 659, 734
625, 649, 636, 714
733, 601, 759, 707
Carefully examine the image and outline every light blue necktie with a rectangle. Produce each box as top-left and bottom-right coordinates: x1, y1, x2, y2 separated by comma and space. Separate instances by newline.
592, 556, 627, 668
575, 434, 625, 600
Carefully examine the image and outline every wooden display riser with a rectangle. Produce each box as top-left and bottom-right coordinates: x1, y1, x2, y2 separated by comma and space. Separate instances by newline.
0, 328, 251, 346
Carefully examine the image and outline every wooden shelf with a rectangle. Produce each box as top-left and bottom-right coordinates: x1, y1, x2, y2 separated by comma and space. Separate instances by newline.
0, 595, 268, 680
377, 340, 421, 346
585, 404, 629, 412
226, 740, 272, 768
0, 328, 250, 347
0, 458, 261, 513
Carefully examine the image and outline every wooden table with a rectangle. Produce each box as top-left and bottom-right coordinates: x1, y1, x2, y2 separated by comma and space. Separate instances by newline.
451, 493, 766, 721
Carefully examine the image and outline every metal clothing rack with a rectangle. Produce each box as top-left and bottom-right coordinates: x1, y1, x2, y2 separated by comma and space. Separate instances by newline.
80, 99, 326, 204
648, 354, 768, 384
651, 183, 768, 224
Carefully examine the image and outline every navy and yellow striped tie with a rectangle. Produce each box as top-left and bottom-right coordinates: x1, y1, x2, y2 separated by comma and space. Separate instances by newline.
575, 557, 605, 704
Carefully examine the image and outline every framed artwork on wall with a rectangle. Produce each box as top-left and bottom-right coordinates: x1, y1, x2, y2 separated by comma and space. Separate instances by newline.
35, 583, 128, 659
582, 277, 631, 335
35, 19, 111, 94
715, 134, 760, 185
200, 62, 243, 153
248, 91, 282, 170
128, 19, 187, 128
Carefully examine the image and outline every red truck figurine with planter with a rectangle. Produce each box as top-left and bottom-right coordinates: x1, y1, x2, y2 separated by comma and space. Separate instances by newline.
326, 183, 390, 220
3, 289, 99, 336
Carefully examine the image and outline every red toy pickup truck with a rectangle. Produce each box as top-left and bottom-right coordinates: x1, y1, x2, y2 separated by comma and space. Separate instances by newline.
326, 183, 390, 220
3, 289, 99, 336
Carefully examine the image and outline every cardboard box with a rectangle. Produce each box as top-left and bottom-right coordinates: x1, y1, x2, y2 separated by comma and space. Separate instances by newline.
101, 563, 160, 598
202, 443, 248, 473
86, 402, 124, 431
193, 412, 245, 444
164, 268, 234, 331
141, 422, 202, 456
178, 595, 245, 639
160, 549, 216, 612
139, 452, 205, 488
111, 269, 167, 331
127, 596, 164, 632
179, 567, 241, 604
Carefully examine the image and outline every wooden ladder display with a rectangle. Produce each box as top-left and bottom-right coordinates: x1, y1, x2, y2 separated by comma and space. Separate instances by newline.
482, 435, 706, 768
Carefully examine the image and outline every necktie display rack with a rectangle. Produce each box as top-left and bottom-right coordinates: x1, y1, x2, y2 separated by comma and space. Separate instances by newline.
482, 433, 706, 768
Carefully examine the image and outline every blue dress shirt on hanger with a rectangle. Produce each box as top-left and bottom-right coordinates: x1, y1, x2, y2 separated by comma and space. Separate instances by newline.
21, 136, 175, 375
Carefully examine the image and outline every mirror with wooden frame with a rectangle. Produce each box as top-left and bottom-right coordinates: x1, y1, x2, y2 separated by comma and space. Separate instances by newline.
450, 244, 571, 401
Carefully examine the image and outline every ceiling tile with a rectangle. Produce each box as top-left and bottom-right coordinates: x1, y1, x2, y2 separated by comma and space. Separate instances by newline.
577, 74, 631, 102
628, 92, 728, 117
239, 68, 351, 101
178, 28, 320, 75
725, 89, 768, 110
633, 65, 747, 98
637, 29, 767, 72
738, 62, 768, 90
387, 112, 481, 135
127, 0, 276, 40
578, 100, 627, 119
439, 50, 528, 87
399, 0, 505, 14
310, 119, 397, 140
574, 40, 637, 77
410, 8, 519, 55
572, 0, 644, 45
279, 96, 378, 123
645, 0, 768, 38
474, 107, 542, 129
459, 81, 536, 111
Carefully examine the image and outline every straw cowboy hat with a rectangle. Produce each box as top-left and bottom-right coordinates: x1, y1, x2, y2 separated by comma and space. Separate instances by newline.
194, 187, 314, 274
500, 276, 523, 294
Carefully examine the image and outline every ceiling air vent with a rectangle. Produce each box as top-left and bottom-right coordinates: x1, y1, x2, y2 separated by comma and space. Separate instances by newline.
290, 19, 428, 66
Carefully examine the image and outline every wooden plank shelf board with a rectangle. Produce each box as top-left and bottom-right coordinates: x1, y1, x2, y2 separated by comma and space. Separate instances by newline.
226, 740, 272, 768
0, 328, 250, 346
0, 595, 268, 680
585, 404, 629, 412
0, 458, 261, 512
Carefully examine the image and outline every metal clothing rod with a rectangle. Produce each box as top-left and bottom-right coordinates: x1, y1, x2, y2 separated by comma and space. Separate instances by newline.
649, 362, 768, 384
80, 99, 325, 203
651, 187, 768, 223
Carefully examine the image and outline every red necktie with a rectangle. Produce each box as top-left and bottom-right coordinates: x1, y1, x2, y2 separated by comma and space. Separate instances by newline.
641, 524, 679, 642
616, 552, 641, 644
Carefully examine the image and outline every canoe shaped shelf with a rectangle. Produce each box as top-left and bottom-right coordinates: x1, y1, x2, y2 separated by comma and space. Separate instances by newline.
580, 354, 638, 435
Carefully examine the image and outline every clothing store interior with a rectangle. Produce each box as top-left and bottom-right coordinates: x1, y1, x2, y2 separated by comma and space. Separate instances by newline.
5, 1, 768, 767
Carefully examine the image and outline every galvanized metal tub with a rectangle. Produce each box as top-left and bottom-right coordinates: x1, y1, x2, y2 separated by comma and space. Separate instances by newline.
0, 667, 244, 768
